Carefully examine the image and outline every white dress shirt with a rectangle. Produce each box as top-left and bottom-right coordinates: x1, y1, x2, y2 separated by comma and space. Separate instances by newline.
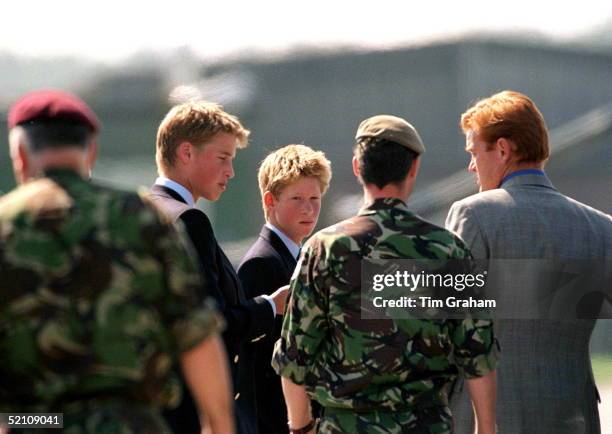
154, 176, 195, 206
265, 222, 301, 260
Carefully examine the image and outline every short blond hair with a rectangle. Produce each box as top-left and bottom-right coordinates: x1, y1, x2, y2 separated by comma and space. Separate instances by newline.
156, 101, 250, 172
258, 144, 332, 219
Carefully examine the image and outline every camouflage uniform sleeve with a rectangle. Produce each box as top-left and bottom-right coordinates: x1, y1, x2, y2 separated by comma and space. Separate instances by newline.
142, 199, 224, 354
272, 239, 328, 385
449, 237, 499, 378
450, 318, 499, 379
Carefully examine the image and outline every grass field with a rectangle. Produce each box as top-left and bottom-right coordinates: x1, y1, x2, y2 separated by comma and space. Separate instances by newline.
592, 354, 612, 385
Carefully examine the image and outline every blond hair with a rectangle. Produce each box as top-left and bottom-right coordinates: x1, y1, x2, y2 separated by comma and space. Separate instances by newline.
156, 101, 250, 172
258, 144, 332, 219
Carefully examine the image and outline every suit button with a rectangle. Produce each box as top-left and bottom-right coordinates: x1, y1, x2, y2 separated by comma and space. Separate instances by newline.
234, 355, 239, 364
234, 393, 240, 400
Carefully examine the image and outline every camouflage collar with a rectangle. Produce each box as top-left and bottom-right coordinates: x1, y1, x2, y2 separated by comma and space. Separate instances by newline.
358, 197, 409, 215
42, 168, 84, 183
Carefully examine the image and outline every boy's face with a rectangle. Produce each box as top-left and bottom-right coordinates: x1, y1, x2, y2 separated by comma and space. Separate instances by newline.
267, 176, 322, 245
187, 132, 237, 201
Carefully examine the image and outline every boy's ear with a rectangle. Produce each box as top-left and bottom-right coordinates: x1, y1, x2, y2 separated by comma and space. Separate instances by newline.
263, 190, 275, 208
177, 141, 194, 166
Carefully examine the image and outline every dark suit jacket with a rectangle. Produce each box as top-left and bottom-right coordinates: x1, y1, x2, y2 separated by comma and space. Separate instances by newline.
237, 225, 297, 434
446, 174, 612, 434
149, 184, 275, 434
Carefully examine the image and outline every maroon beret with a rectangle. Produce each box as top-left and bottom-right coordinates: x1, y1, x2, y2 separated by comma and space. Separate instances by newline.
8, 89, 100, 133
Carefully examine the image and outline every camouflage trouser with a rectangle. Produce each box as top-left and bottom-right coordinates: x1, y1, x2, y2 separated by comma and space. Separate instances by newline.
64, 401, 171, 434
318, 405, 452, 434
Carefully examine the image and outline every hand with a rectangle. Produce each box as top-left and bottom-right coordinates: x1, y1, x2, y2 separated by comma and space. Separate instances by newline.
271, 284, 290, 315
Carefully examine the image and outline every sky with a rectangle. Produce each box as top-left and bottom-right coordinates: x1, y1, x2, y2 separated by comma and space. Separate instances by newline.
1, 1, 611, 62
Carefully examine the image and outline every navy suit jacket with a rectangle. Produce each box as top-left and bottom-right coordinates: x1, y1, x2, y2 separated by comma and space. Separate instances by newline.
149, 184, 275, 434
237, 225, 297, 434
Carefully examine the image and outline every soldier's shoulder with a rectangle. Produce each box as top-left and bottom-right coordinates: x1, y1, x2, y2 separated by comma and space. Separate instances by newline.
379, 211, 469, 258
319, 214, 370, 235
0, 178, 72, 222
303, 214, 385, 262
414, 212, 457, 235
406, 212, 470, 254
89, 180, 163, 219
88, 178, 145, 203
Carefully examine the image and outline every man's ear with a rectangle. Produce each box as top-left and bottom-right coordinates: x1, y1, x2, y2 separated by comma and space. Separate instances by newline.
352, 156, 360, 178
176, 141, 194, 166
9, 133, 29, 184
16, 142, 29, 183
408, 156, 421, 179
496, 138, 515, 163
86, 140, 98, 171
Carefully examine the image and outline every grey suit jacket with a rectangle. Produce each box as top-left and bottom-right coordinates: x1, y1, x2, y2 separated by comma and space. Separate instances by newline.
446, 173, 612, 434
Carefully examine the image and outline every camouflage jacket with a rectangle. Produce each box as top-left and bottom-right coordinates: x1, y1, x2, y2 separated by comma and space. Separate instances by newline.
0, 169, 221, 433
272, 198, 498, 412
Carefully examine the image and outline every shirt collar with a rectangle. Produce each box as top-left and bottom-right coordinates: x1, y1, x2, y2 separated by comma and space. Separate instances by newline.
499, 169, 545, 188
43, 167, 83, 180
265, 222, 301, 260
358, 197, 410, 216
155, 176, 195, 206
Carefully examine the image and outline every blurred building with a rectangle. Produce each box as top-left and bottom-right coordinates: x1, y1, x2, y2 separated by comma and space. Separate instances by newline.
1, 36, 611, 350
219, 38, 612, 232
2, 38, 611, 231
